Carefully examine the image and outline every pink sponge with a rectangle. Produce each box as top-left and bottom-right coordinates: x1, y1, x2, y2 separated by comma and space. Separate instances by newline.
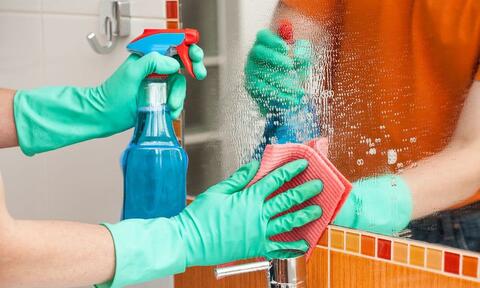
248, 139, 352, 259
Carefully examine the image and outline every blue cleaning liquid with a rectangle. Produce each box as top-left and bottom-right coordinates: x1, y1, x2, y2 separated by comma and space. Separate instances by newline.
122, 79, 188, 219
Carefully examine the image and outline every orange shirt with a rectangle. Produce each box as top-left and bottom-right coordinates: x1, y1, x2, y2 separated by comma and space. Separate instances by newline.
282, 0, 480, 205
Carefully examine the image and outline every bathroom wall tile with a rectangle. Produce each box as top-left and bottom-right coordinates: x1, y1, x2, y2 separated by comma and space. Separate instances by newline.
409, 245, 425, 267
317, 230, 329, 247
0, 149, 49, 220
377, 239, 391, 260
130, 0, 167, 19
444, 252, 460, 274
166, 0, 178, 19
42, 0, 99, 15
43, 0, 166, 19
393, 242, 408, 263
42, 15, 166, 86
346, 232, 360, 253
0, 12, 43, 88
331, 229, 344, 250
167, 20, 179, 28
42, 14, 125, 86
426, 248, 442, 271
361, 235, 375, 257
0, 0, 41, 12
462, 255, 478, 278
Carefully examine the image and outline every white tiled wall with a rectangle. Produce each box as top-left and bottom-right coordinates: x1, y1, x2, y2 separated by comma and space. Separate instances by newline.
0, 1, 171, 287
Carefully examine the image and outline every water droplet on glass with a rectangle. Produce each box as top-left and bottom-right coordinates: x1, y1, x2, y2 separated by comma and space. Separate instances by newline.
387, 149, 397, 165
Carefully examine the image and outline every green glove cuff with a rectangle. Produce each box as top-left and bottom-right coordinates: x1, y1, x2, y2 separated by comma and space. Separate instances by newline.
14, 87, 134, 156
333, 174, 413, 235
96, 219, 187, 288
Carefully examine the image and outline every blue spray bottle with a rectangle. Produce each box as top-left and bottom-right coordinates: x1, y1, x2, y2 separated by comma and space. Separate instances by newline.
122, 29, 200, 219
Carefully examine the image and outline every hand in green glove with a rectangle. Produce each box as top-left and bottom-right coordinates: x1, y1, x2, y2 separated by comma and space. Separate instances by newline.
245, 29, 312, 116
14, 45, 206, 156
98, 159, 323, 287
333, 175, 413, 235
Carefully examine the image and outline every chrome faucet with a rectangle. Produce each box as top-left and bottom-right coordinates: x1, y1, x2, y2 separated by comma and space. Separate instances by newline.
215, 250, 307, 288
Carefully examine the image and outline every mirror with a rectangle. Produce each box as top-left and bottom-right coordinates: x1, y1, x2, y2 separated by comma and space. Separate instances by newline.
209, 0, 480, 253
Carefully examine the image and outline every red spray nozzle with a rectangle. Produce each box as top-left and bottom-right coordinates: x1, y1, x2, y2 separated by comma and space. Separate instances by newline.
278, 20, 294, 44
127, 28, 200, 79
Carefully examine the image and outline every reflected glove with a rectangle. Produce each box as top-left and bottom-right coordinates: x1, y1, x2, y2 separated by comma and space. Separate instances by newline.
98, 159, 323, 288
333, 175, 413, 235
14, 45, 206, 156
245, 29, 312, 116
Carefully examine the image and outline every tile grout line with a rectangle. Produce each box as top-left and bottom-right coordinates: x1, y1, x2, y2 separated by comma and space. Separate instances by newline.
391, 238, 395, 261
460, 254, 463, 277
407, 243, 411, 266
0, 9, 169, 21
478, 254, 480, 280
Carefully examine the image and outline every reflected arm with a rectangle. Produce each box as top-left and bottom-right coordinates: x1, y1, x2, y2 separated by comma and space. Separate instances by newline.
249, 3, 324, 159
403, 81, 480, 219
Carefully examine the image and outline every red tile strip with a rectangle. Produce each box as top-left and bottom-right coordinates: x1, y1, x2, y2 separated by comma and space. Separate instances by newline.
377, 238, 391, 260
444, 252, 460, 274
166, 1, 178, 19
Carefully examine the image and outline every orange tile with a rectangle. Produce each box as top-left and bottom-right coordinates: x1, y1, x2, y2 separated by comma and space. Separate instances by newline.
361, 235, 375, 257
393, 242, 408, 263
173, 120, 182, 138
331, 229, 344, 250
426, 248, 442, 270
409, 245, 425, 267
346, 232, 360, 253
167, 21, 178, 28
317, 230, 328, 247
462, 255, 478, 278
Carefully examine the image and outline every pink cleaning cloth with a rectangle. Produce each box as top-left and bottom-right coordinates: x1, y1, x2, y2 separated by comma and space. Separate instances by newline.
247, 139, 352, 259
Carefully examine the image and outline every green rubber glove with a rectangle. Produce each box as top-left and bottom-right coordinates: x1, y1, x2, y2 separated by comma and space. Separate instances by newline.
333, 175, 413, 235
245, 29, 312, 116
14, 45, 206, 156
98, 159, 323, 287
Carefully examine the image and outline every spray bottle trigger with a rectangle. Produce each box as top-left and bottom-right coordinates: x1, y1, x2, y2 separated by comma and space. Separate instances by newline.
176, 43, 196, 79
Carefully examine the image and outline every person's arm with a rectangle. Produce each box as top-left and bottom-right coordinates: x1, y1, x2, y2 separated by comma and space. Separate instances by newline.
404, 80, 480, 218
0, 89, 18, 148
0, 160, 323, 288
0, 174, 115, 287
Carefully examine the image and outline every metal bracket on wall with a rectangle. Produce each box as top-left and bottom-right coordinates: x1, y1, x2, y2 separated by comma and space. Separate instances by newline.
87, 0, 130, 54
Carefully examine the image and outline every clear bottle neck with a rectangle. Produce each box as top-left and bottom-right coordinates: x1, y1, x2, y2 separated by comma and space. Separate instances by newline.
131, 78, 179, 146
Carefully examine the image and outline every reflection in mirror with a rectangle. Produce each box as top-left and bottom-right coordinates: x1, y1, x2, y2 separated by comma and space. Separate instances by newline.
219, 0, 480, 253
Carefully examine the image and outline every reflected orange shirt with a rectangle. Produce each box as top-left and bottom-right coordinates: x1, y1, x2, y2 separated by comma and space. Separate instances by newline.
282, 0, 480, 206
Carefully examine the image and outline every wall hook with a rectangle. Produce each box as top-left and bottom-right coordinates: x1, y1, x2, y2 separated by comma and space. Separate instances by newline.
87, 0, 130, 54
